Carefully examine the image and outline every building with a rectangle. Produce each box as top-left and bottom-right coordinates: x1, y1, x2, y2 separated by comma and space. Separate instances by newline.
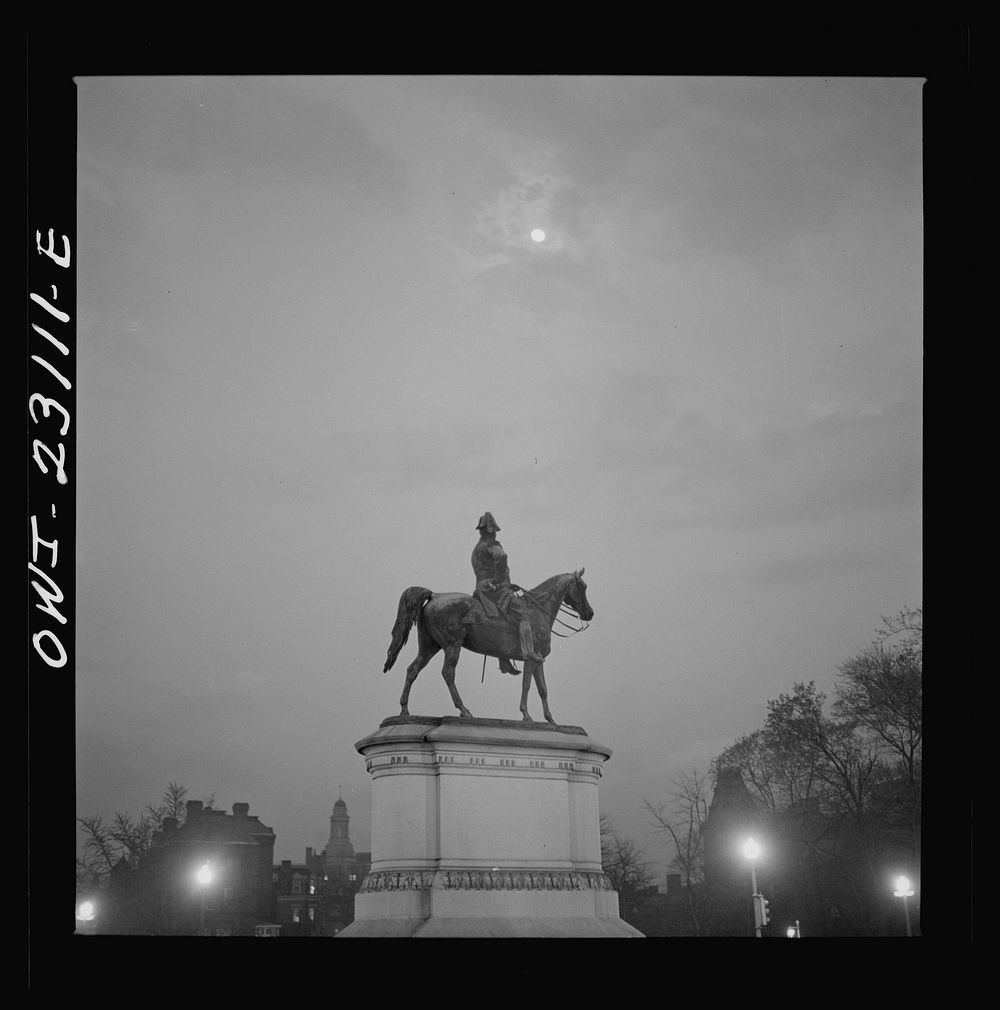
323, 793, 356, 882
272, 794, 371, 936
99, 800, 277, 935
273, 853, 325, 936
701, 766, 764, 936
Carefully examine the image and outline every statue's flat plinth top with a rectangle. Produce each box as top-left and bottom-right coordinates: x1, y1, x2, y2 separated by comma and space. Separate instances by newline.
380, 715, 587, 735
355, 715, 611, 759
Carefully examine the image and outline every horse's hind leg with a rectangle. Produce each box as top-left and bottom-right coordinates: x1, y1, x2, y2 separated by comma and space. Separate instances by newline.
441, 644, 472, 719
399, 626, 440, 717
531, 662, 556, 725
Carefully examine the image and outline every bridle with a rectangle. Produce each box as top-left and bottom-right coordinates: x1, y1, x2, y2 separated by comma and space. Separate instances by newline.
521, 576, 591, 638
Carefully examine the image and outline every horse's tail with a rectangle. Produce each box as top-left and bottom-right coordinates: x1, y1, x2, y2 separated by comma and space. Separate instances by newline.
383, 587, 433, 673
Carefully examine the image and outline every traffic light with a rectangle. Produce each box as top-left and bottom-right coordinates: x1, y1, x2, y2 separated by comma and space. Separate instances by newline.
754, 893, 771, 927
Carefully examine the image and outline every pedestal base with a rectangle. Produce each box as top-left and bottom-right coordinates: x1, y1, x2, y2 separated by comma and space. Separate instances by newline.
344, 917, 640, 938
338, 716, 642, 938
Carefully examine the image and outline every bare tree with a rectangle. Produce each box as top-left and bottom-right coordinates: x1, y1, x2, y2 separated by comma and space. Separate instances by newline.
599, 816, 654, 923
77, 814, 118, 888
875, 606, 922, 642
644, 770, 711, 934
154, 781, 188, 824
77, 781, 195, 887
835, 608, 921, 860
837, 613, 921, 770
765, 683, 882, 829
704, 608, 923, 934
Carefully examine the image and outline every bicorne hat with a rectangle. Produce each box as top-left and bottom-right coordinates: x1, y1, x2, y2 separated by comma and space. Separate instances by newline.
476, 512, 500, 532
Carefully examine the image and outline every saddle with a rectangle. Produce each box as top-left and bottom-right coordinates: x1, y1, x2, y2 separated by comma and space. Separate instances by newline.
462, 585, 528, 626
461, 596, 524, 676
461, 594, 502, 625
461, 586, 544, 675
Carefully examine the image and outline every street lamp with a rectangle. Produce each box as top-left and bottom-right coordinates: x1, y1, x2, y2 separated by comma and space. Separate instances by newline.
76, 898, 97, 934
893, 874, 915, 937
196, 861, 213, 936
742, 837, 767, 938
786, 920, 800, 938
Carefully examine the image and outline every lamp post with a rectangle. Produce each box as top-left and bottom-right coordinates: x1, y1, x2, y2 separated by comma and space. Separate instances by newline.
786, 920, 800, 938
196, 861, 213, 936
893, 875, 914, 937
743, 837, 763, 938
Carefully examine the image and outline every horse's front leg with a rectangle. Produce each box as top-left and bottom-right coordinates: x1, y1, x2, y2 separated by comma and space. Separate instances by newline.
532, 662, 555, 725
519, 662, 534, 722
441, 644, 472, 719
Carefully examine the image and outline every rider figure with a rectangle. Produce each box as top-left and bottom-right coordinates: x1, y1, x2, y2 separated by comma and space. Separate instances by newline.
470, 512, 543, 673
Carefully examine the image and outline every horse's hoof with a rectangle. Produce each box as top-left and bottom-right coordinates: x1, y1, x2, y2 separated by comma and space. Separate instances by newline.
459, 709, 473, 719
545, 714, 557, 725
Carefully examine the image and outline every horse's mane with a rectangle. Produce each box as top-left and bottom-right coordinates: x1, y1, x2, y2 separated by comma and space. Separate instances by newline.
526, 572, 576, 603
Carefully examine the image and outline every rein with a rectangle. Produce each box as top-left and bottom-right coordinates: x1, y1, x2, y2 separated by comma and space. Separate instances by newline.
551, 604, 590, 638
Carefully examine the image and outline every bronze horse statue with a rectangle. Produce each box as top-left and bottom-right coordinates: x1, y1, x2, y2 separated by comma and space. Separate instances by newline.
383, 569, 593, 724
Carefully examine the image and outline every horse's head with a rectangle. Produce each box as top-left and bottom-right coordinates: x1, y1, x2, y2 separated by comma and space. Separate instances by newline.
563, 568, 594, 622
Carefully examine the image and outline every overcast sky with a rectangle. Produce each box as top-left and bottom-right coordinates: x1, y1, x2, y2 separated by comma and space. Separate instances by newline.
75, 75, 922, 872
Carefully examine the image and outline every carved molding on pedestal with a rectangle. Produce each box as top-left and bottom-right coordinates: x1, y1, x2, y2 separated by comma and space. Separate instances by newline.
358, 870, 436, 893
359, 869, 613, 893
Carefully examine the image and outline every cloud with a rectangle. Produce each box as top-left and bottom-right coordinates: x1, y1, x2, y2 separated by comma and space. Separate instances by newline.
734, 545, 890, 588
227, 669, 271, 698
465, 169, 584, 271
582, 388, 920, 533
77, 76, 413, 253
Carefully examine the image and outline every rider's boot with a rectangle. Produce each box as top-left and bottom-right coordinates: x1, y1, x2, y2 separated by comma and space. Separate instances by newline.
519, 621, 544, 662
499, 658, 520, 675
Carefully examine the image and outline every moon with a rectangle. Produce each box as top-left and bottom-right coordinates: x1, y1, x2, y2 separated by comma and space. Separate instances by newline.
530, 228, 546, 242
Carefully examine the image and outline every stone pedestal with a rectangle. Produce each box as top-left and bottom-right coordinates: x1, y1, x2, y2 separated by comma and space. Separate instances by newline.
338, 716, 642, 937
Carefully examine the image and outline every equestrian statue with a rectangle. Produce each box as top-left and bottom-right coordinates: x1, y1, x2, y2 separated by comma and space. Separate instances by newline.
382, 512, 593, 724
